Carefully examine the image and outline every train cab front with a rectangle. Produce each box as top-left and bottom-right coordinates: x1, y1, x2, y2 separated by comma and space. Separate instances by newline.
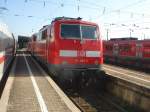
48, 17, 104, 82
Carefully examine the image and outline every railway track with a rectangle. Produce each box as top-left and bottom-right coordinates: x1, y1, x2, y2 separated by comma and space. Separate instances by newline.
29, 52, 141, 112
31, 57, 128, 112
57, 77, 127, 112
60, 64, 150, 112
64, 87, 127, 112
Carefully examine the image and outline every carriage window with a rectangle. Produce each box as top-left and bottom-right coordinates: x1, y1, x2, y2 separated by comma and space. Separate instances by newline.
105, 45, 113, 51
144, 45, 150, 48
143, 45, 150, 54
81, 26, 97, 39
61, 24, 80, 38
119, 44, 131, 52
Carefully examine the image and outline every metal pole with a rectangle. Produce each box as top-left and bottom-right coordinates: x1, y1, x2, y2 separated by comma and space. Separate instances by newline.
129, 29, 132, 37
106, 29, 109, 40
144, 34, 145, 40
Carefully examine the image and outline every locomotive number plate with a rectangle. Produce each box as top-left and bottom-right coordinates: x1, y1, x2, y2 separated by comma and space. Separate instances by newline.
77, 50, 86, 57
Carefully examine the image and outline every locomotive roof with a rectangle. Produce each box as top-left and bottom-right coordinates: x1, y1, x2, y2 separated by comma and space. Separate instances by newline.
0, 21, 12, 38
53, 17, 98, 25
39, 25, 50, 31
39, 17, 98, 32
54, 17, 82, 21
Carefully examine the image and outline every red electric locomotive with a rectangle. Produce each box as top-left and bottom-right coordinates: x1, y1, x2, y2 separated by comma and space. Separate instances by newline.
103, 38, 150, 69
31, 17, 103, 82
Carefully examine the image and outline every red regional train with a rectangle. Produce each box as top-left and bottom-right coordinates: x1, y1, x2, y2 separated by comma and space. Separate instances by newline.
103, 37, 150, 69
0, 22, 15, 84
30, 17, 103, 83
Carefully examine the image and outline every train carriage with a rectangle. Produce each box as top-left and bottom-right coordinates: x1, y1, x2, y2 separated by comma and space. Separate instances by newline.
137, 40, 150, 68
31, 17, 103, 82
104, 38, 150, 69
0, 21, 15, 82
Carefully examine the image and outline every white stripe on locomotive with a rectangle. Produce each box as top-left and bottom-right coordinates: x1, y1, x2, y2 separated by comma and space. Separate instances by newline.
86, 51, 100, 57
59, 50, 77, 57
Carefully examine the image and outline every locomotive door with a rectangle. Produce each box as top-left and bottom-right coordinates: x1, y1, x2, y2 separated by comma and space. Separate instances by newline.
136, 43, 142, 58
113, 44, 119, 56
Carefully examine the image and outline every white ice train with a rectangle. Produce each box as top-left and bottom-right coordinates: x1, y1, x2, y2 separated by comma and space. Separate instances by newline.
0, 21, 15, 83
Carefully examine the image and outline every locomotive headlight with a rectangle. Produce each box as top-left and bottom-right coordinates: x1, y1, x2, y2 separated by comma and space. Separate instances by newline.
62, 61, 68, 65
95, 60, 99, 65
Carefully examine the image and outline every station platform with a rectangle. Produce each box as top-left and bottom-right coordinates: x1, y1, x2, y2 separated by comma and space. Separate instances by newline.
102, 64, 150, 89
0, 53, 80, 112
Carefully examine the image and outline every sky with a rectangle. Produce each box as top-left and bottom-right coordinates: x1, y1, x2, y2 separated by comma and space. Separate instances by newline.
0, 0, 150, 40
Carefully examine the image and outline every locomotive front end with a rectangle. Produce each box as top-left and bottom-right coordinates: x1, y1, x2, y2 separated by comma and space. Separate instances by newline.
51, 17, 103, 82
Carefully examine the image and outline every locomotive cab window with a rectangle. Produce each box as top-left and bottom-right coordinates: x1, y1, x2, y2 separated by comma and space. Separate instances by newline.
61, 24, 98, 39
81, 26, 97, 39
61, 24, 80, 39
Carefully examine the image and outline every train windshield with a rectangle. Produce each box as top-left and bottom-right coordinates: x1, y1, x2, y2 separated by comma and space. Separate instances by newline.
81, 25, 97, 39
61, 24, 81, 39
61, 24, 98, 39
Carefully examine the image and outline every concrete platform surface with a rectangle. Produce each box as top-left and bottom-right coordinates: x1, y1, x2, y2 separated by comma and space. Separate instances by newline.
0, 54, 80, 112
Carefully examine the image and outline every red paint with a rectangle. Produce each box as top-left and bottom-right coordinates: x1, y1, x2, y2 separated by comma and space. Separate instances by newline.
103, 38, 150, 68
29, 17, 103, 70
0, 56, 5, 64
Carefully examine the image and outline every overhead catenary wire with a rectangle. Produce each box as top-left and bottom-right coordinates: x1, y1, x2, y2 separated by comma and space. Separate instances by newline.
1, 0, 150, 39
2, 0, 150, 19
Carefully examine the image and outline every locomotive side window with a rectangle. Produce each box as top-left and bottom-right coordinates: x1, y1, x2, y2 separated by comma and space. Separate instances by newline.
81, 26, 97, 39
38, 33, 42, 40
42, 29, 47, 40
51, 26, 54, 38
61, 24, 80, 38
33, 35, 37, 41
